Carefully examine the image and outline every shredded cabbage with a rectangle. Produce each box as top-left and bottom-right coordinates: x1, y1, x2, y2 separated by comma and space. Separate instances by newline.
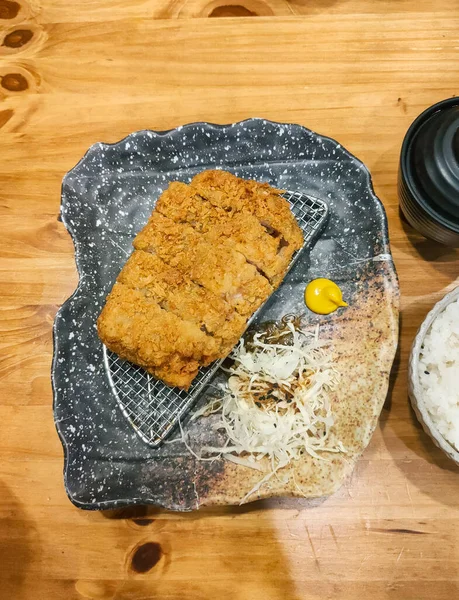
188, 322, 345, 502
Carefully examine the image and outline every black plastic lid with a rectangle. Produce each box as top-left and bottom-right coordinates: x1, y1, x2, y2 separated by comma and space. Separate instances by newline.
401, 97, 459, 234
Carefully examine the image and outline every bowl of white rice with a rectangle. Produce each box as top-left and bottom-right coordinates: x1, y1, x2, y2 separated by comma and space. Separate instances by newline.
409, 286, 459, 464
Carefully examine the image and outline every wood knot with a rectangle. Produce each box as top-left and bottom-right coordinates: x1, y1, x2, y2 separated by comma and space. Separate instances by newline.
0, 0, 20, 19
130, 542, 162, 573
3, 28, 33, 48
203, 0, 274, 17
1, 72, 28, 91
209, 4, 258, 16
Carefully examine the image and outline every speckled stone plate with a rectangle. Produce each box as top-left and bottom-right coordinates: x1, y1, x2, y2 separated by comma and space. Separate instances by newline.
53, 119, 399, 510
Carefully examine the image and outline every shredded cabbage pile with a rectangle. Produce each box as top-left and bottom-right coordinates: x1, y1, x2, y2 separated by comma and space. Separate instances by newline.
185, 322, 345, 501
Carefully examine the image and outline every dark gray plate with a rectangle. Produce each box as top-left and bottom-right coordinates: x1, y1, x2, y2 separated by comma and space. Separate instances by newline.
53, 119, 398, 510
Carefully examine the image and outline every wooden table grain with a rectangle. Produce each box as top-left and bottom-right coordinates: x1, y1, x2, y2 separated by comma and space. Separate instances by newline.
1, 1, 459, 598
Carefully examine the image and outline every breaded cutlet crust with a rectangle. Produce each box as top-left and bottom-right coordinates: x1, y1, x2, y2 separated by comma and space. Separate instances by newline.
134, 212, 273, 317
118, 250, 246, 354
190, 170, 304, 254
97, 283, 220, 388
97, 170, 304, 389
155, 181, 293, 286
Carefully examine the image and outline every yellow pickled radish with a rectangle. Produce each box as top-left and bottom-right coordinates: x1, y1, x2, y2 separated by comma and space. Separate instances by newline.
305, 278, 348, 315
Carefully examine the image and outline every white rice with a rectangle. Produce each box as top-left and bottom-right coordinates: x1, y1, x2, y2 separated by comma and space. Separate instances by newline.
418, 296, 459, 450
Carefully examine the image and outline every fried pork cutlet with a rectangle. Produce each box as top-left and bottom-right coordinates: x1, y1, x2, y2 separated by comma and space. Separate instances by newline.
118, 250, 246, 354
134, 212, 273, 318
155, 181, 292, 287
98, 170, 304, 390
97, 283, 220, 388
190, 170, 304, 255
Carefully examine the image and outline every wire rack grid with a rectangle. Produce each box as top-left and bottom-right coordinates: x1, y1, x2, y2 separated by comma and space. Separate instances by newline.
102, 191, 329, 447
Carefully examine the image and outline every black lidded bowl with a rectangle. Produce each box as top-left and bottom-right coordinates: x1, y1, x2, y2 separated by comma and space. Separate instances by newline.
399, 97, 459, 247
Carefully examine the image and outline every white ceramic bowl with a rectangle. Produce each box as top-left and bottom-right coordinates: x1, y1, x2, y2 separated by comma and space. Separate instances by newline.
408, 285, 459, 465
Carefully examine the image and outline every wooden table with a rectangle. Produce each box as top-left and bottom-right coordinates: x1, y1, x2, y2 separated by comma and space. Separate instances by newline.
1, 1, 459, 598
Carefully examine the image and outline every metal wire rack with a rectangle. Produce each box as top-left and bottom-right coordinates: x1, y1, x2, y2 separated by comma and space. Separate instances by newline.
102, 191, 329, 447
